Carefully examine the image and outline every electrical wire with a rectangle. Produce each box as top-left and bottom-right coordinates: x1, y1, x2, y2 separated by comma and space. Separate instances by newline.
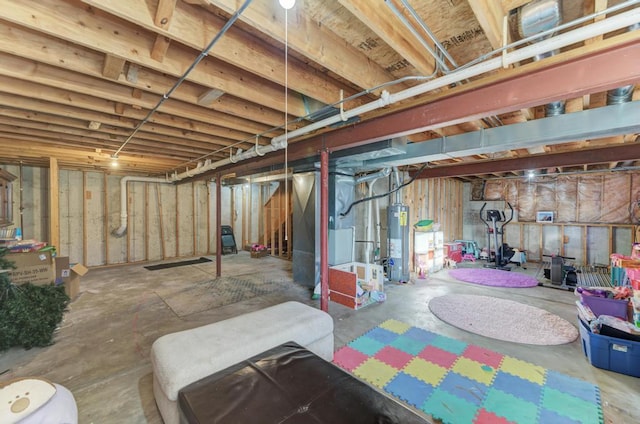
172, 0, 640, 173
340, 163, 429, 217
113, 0, 254, 158
284, 6, 290, 252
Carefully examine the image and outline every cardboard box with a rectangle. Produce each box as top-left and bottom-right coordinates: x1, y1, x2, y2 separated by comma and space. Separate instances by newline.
251, 250, 267, 258
55, 256, 88, 299
6, 251, 55, 286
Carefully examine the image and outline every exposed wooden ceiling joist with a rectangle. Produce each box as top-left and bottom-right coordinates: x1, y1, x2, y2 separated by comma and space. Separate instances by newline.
0, 0, 637, 179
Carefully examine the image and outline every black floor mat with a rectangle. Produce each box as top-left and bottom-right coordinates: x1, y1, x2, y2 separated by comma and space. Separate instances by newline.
144, 257, 212, 271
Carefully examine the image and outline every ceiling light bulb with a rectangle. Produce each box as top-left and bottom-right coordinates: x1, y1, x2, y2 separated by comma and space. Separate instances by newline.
278, 0, 295, 9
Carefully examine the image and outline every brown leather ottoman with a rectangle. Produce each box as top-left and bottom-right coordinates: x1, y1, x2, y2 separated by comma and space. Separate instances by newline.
178, 341, 431, 424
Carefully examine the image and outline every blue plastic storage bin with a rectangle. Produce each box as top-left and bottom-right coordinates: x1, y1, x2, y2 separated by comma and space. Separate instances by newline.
578, 319, 640, 377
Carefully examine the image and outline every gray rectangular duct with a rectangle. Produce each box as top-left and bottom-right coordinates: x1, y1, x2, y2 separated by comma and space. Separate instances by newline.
365, 101, 640, 167
292, 173, 318, 287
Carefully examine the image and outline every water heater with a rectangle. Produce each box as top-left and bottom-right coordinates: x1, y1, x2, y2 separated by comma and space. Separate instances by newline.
387, 203, 410, 282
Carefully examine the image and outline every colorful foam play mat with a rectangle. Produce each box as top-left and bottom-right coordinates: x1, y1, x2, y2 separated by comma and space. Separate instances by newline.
334, 320, 602, 424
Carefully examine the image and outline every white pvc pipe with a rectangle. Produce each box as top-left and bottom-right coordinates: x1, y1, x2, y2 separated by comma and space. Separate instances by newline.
168, 7, 638, 184
171, 143, 277, 182
374, 196, 381, 262
112, 176, 170, 237
268, 7, 640, 148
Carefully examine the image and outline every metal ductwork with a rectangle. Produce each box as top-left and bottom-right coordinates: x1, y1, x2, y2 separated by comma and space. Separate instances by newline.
546, 100, 566, 116
518, 0, 562, 40
606, 23, 638, 105
607, 85, 635, 105
519, 0, 565, 118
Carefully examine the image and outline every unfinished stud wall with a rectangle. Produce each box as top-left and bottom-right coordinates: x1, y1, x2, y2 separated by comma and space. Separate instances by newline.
0, 164, 238, 266
85, 172, 106, 266
403, 178, 464, 241
463, 172, 639, 265
127, 180, 146, 262
349, 174, 464, 266
145, 183, 162, 262
10, 165, 49, 243
194, 182, 209, 255
59, 170, 84, 262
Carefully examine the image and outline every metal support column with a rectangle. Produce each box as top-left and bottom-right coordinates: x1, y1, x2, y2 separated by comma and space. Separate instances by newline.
320, 148, 329, 312
216, 173, 222, 277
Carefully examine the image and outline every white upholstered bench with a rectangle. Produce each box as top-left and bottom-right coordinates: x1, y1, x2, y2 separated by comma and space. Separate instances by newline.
150, 301, 334, 424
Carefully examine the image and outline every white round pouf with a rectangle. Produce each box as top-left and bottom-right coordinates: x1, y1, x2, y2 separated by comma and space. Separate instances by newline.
0, 378, 78, 424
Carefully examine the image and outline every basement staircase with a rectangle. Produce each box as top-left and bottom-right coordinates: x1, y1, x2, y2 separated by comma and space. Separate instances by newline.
262, 183, 292, 259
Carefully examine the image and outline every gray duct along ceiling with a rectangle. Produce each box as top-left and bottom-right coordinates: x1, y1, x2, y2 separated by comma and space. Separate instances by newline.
332, 100, 640, 172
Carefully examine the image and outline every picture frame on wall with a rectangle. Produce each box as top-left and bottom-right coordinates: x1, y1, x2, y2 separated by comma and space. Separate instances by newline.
536, 211, 554, 223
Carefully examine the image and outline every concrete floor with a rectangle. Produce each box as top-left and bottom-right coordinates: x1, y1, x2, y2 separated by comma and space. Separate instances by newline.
1, 254, 638, 423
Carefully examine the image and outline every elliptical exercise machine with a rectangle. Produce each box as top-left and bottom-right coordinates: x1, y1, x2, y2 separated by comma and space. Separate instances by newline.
479, 202, 515, 271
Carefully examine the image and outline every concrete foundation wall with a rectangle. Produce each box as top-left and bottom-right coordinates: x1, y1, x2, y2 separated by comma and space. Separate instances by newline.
85, 172, 106, 266
59, 170, 84, 261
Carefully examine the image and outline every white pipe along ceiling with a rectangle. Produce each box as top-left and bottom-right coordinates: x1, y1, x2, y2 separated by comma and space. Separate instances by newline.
174, 3, 640, 180
112, 4, 640, 236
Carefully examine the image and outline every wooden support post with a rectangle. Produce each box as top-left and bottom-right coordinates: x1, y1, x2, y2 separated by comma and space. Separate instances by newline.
608, 225, 613, 264
207, 180, 211, 254
192, 181, 196, 256
583, 226, 588, 265
157, 184, 166, 260
539, 224, 544, 259
126, 181, 131, 264
104, 173, 110, 265
175, 185, 179, 257
145, 183, 150, 262
82, 171, 88, 266
48, 157, 59, 249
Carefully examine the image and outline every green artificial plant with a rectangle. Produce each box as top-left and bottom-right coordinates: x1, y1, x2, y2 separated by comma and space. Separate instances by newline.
0, 248, 70, 351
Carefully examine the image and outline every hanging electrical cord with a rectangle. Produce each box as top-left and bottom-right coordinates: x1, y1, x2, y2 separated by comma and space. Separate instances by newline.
340, 163, 429, 217
112, 0, 254, 159
284, 6, 290, 254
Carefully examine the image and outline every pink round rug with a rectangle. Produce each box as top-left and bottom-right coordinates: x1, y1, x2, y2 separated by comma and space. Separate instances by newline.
429, 294, 578, 345
448, 267, 538, 288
